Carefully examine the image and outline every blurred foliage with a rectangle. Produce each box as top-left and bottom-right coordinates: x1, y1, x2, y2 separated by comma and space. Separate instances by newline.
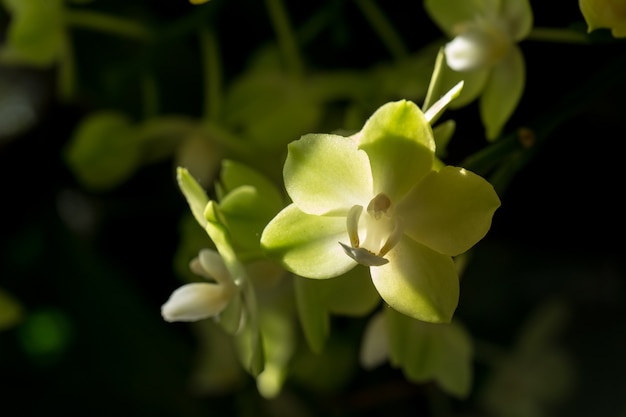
0, 1, 625, 416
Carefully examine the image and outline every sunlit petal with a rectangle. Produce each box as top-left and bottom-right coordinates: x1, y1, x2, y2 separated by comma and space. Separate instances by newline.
400, 166, 501, 256
370, 236, 459, 323
284, 134, 373, 215
261, 204, 356, 278
356, 100, 434, 202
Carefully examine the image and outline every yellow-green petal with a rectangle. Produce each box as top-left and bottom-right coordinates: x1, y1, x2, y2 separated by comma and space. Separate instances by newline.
177, 167, 210, 229
319, 266, 380, 317
501, 0, 534, 40
370, 236, 459, 323
580, 0, 626, 37
284, 134, 373, 216
400, 166, 501, 256
480, 45, 525, 140
356, 100, 435, 202
424, 0, 501, 36
261, 204, 356, 279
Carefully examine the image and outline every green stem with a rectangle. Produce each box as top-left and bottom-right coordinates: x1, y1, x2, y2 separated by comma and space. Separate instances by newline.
526, 27, 590, 44
64, 10, 153, 41
57, 33, 76, 101
265, 0, 304, 77
140, 73, 159, 119
198, 27, 222, 122
353, 0, 409, 61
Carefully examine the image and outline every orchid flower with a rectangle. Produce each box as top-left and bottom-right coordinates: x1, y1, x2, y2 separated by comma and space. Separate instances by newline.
261, 98, 500, 323
424, 0, 533, 140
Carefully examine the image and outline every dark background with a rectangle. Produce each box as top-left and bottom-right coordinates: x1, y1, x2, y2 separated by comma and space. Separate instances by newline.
0, 1, 624, 416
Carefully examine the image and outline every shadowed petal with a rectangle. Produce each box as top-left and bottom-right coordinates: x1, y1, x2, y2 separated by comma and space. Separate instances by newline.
480, 45, 525, 140
501, 0, 534, 40
424, 0, 501, 36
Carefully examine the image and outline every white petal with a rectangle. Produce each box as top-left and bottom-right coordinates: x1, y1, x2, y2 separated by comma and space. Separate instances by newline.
161, 283, 234, 322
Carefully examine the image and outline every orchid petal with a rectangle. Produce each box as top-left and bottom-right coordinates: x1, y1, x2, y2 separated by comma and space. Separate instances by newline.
580, 0, 626, 37
177, 167, 209, 229
400, 166, 501, 256
385, 308, 473, 397
261, 204, 357, 279
370, 236, 459, 323
321, 266, 380, 316
359, 311, 389, 369
161, 283, 233, 322
480, 45, 525, 140
284, 134, 372, 215
195, 249, 232, 286
501, 0, 534, 40
424, 0, 501, 36
356, 100, 435, 202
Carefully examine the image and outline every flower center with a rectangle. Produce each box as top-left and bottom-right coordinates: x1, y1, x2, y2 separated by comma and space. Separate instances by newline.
445, 19, 513, 71
340, 193, 403, 267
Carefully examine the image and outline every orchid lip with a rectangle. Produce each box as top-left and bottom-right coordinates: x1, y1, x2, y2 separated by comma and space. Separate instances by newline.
339, 242, 389, 266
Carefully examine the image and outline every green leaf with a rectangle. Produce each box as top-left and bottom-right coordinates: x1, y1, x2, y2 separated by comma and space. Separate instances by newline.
284, 134, 373, 216
64, 111, 140, 190
400, 166, 501, 256
176, 167, 209, 229
260, 204, 357, 279
480, 45, 526, 140
356, 100, 435, 202
294, 276, 329, 354
370, 236, 459, 323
